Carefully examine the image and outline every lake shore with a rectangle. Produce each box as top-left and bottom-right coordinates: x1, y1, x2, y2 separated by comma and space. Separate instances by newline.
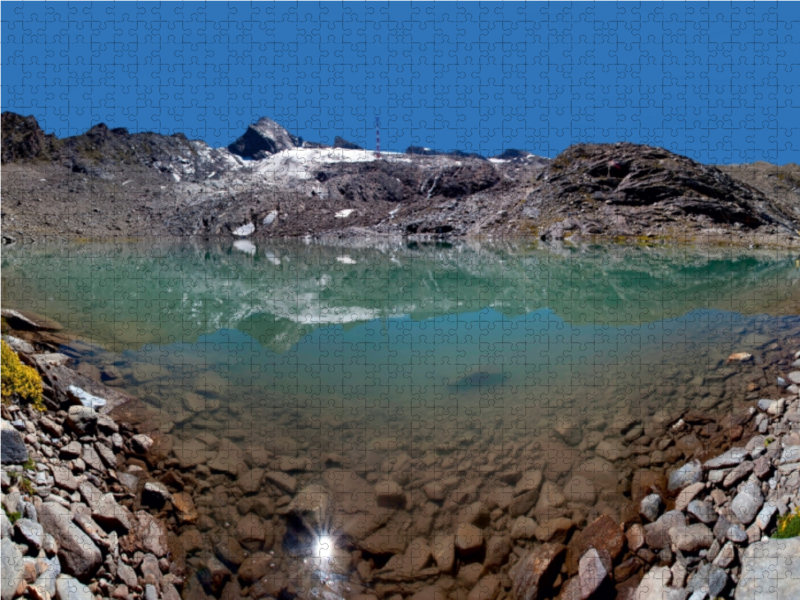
3, 303, 800, 600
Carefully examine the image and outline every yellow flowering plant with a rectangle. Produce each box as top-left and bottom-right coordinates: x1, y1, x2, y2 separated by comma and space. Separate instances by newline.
1, 339, 45, 411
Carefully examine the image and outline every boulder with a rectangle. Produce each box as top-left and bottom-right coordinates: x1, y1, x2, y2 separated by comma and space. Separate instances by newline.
55, 575, 93, 600
511, 543, 565, 600
1, 538, 23, 600
1, 421, 29, 464
736, 537, 800, 599
38, 503, 102, 580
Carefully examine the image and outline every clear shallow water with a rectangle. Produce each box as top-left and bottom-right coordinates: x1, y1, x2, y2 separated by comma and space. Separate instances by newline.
4, 239, 800, 597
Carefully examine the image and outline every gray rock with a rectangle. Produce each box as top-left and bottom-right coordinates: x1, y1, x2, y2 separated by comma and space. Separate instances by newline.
708, 565, 727, 597
736, 537, 800, 599
35, 555, 61, 595
142, 481, 172, 507
712, 541, 735, 568
1, 421, 29, 464
38, 502, 102, 579
755, 503, 778, 531
703, 447, 749, 470
757, 399, 777, 412
668, 523, 714, 552
643, 510, 686, 549
633, 566, 684, 600
0, 510, 11, 539
727, 523, 748, 543
117, 561, 137, 588
778, 445, 800, 465
1, 538, 23, 600
55, 574, 93, 600
59, 442, 82, 460
687, 563, 727, 597
640, 493, 663, 523
722, 461, 754, 488
130, 434, 154, 455
65, 406, 98, 436
578, 548, 608, 598
731, 482, 764, 525
668, 460, 702, 492
2, 490, 21, 515
42, 533, 58, 556
687, 500, 717, 524
14, 518, 43, 549
144, 584, 158, 600
51, 465, 79, 492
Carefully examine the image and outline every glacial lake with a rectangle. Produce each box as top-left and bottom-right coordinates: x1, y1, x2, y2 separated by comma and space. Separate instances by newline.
4, 239, 800, 595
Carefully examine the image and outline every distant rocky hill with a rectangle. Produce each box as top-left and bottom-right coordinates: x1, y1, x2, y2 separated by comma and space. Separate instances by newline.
2, 111, 799, 244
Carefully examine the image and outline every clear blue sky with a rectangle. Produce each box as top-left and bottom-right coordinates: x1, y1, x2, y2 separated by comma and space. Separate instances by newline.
2, 2, 799, 164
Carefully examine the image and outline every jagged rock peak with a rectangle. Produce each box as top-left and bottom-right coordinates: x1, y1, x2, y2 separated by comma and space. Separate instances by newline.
228, 116, 301, 159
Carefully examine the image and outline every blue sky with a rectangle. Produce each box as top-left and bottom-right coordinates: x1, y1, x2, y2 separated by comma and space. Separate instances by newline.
2, 2, 799, 164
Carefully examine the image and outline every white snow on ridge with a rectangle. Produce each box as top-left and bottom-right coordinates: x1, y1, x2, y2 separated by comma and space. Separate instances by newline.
335, 209, 354, 218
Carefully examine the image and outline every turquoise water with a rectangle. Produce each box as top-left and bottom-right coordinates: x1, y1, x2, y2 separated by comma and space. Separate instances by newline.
4, 239, 800, 590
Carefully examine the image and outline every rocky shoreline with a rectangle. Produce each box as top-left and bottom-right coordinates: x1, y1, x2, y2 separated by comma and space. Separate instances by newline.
2, 312, 800, 600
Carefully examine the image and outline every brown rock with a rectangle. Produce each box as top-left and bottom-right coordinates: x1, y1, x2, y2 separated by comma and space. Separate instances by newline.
37, 502, 102, 580
562, 475, 597, 505
237, 553, 272, 584
483, 535, 511, 571
625, 524, 645, 552
467, 575, 501, 600
235, 514, 272, 552
535, 517, 575, 544
236, 468, 264, 495
119, 510, 168, 558
614, 557, 643, 583
566, 515, 625, 575
264, 471, 297, 494
458, 563, 483, 588
511, 543, 566, 600
172, 492, 198, 524
433, 534, 455, 573
455, 523, 484, 553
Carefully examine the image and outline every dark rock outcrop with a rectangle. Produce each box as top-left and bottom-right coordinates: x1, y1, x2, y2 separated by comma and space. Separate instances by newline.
523, 142, 797, 240
1, 113, 55, 164
333, 136, 363, 150
228, 116, 300, 159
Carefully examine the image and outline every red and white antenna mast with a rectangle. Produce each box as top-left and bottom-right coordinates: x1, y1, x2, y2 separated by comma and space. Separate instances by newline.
375, 117, 381, 159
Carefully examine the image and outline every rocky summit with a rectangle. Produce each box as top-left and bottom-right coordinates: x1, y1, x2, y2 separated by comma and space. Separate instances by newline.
2, 111, 799, 244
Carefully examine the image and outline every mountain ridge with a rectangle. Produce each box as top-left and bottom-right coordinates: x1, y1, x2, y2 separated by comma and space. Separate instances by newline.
2, 111, 799, 244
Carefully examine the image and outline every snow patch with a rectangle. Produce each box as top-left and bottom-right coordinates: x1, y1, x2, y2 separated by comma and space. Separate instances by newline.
263, 211, 278, 226
68, 385, 107, 409
233, 240, 257, 255
233, 223, 255, 237
336, 255, 356, 264
335, 209, 355, 219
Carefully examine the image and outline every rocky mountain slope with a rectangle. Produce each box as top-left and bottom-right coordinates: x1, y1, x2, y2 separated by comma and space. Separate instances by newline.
2, 112, 799, 244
